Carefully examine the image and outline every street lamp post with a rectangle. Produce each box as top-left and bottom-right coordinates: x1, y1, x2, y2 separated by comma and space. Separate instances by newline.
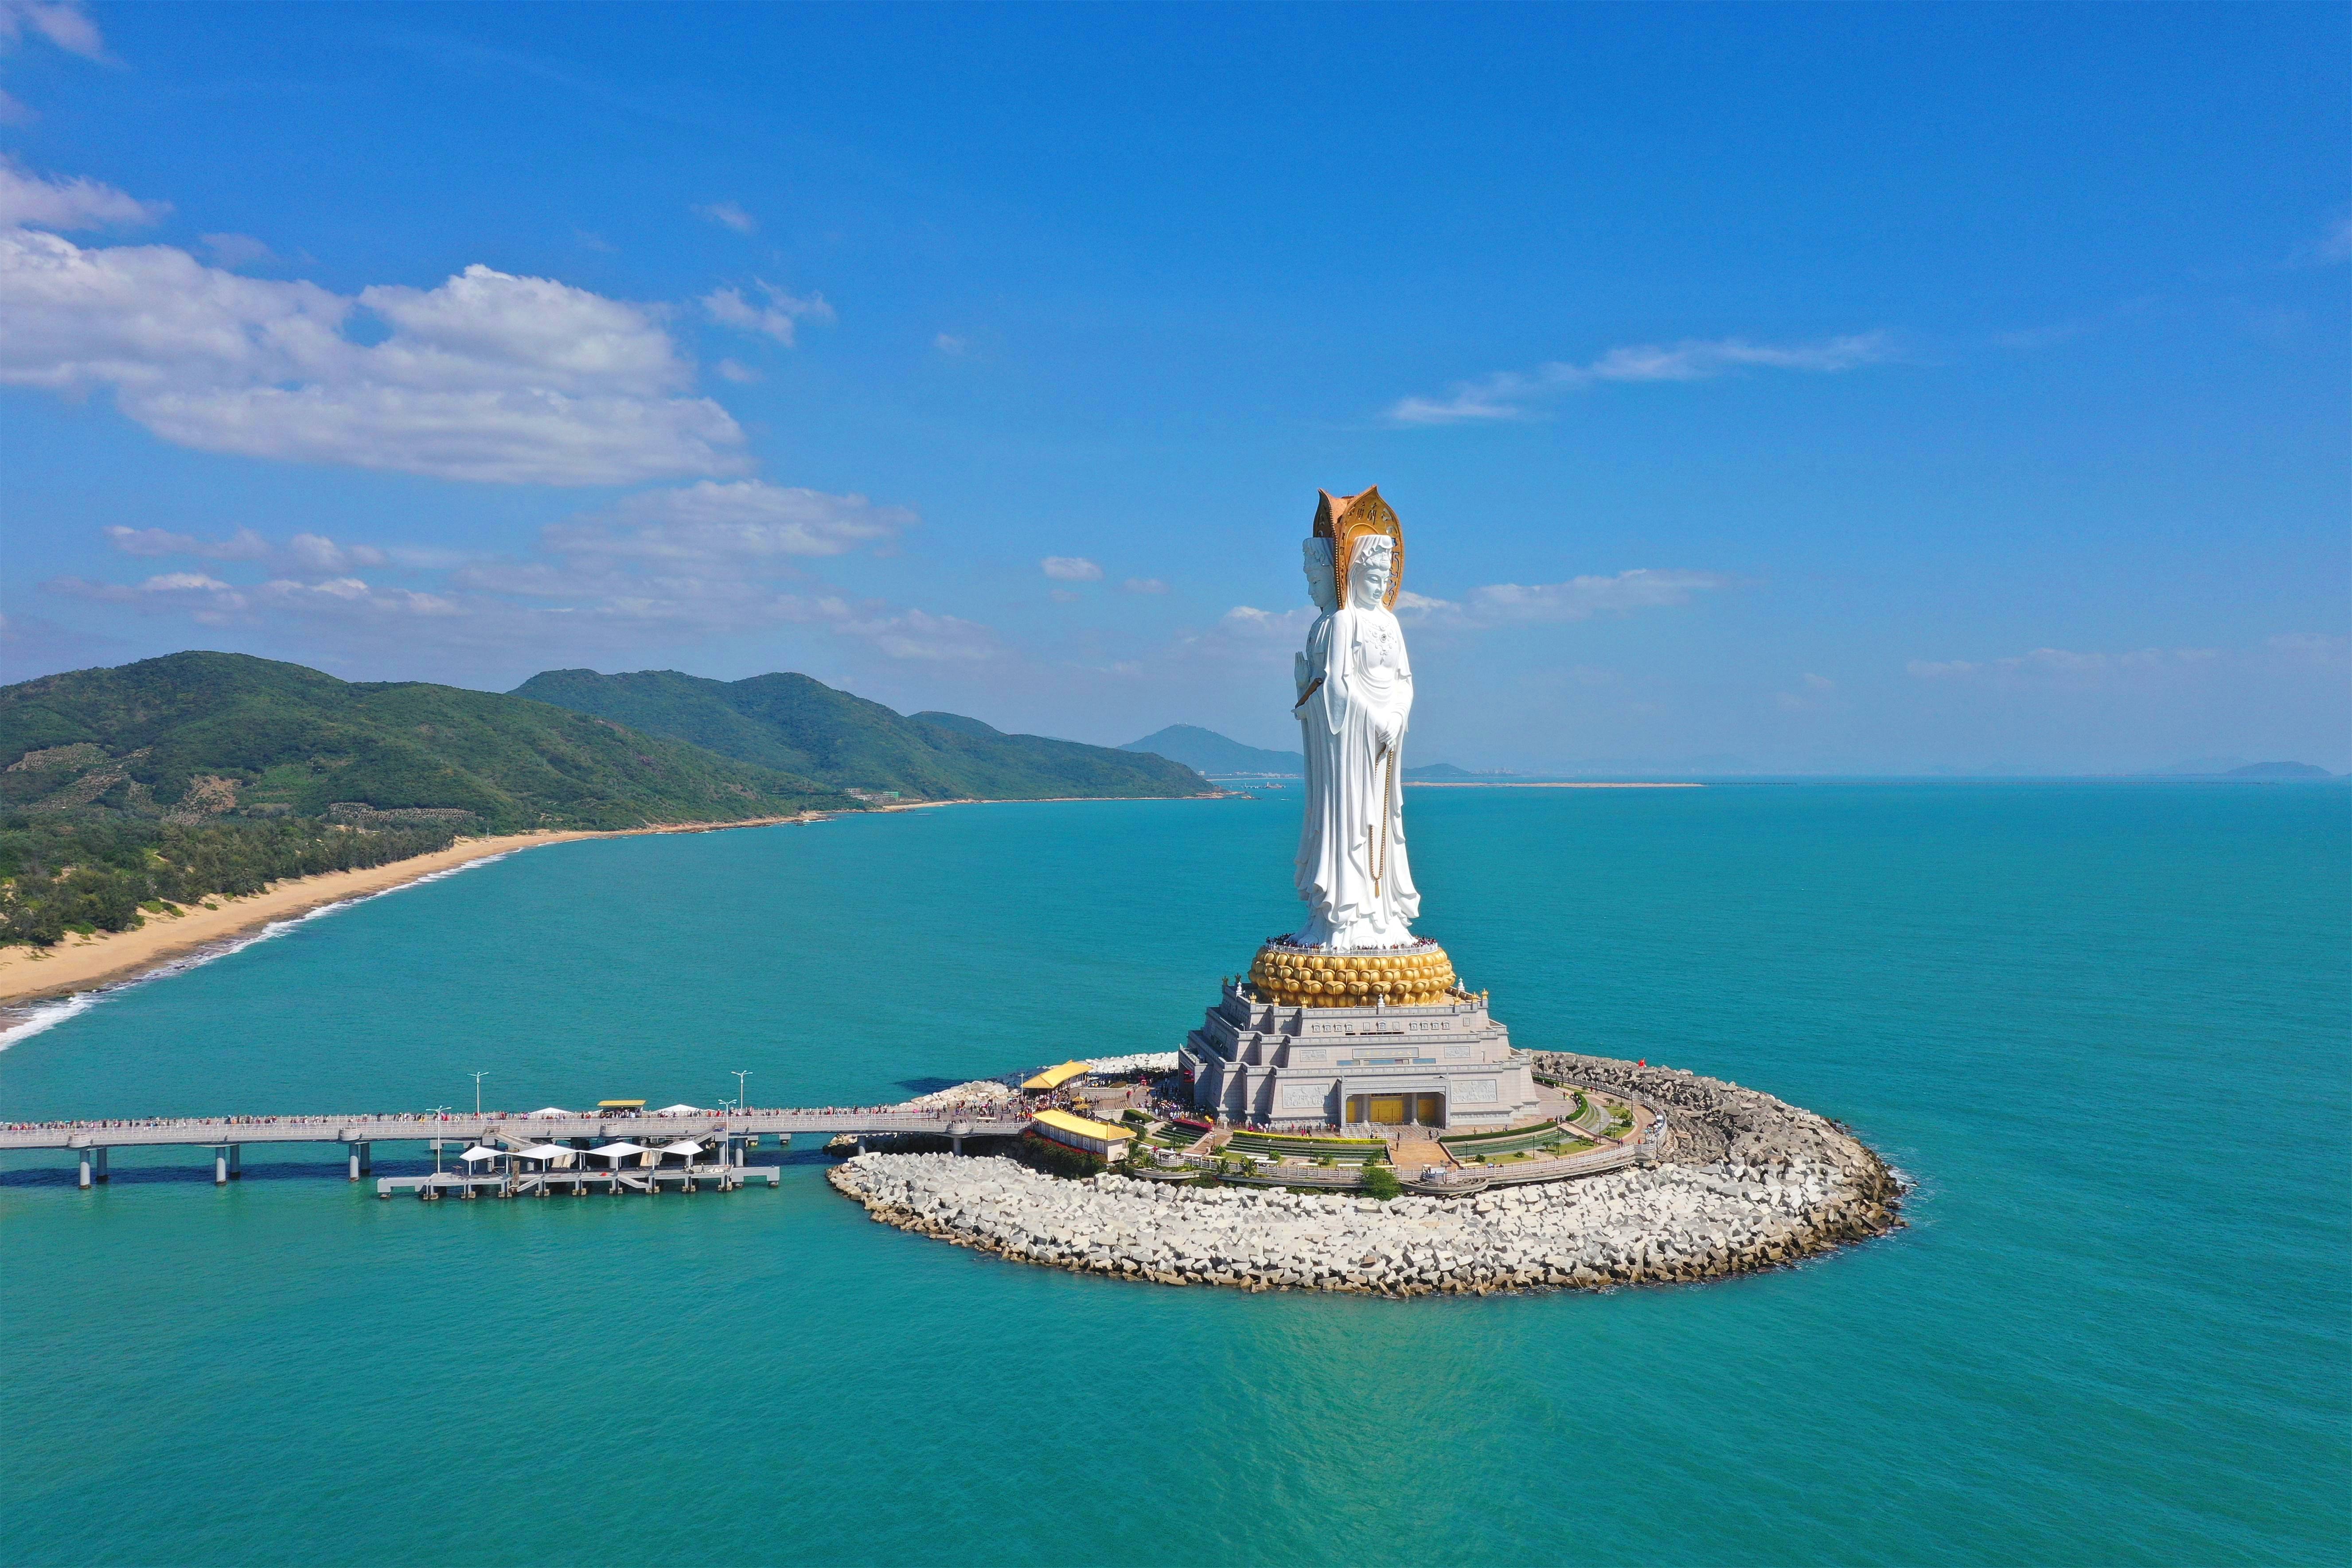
471, 1071, 489, 1117
733, 1069, 752, 1112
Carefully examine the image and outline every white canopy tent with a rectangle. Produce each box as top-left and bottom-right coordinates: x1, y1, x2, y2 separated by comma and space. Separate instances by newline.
650, 1104, 707, 1116
512, 1144, 573, 1164
587, 1142, 649, 1164
458, 1145, 503, 1164
656, 1139, 704, 1162
525, 1107, 574, 1118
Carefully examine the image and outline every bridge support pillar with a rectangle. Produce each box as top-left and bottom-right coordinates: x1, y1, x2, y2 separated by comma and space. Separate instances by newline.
214, 1147, 229, 1185
348, 1144, 362, 1181
78, 1150, 92, 1188
228, 1144, 242, 1180
359, 1142, 371, 1175
94, 1147, 108, 1183
951, 1136, 964, 1156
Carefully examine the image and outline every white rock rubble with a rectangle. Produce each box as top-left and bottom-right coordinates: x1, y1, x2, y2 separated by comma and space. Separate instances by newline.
830, 1147, 1896, 1295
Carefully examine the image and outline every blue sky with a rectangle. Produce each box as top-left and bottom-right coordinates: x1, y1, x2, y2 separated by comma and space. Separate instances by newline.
1, 2, 2344, 772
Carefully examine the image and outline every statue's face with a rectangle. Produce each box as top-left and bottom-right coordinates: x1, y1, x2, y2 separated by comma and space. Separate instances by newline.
1302, 542, 1337, 610
1351, 541, 1393, 606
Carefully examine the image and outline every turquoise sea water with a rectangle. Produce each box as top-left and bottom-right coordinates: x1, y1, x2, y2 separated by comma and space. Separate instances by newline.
2, 784, 2345, 1566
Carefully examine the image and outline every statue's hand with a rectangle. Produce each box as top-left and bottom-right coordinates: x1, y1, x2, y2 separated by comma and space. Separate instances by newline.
1375, 715, 1401, 753
1293, 651, 1310, 694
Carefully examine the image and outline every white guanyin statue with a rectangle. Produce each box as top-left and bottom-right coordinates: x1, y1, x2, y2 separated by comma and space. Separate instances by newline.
1292, 488, 1419, 951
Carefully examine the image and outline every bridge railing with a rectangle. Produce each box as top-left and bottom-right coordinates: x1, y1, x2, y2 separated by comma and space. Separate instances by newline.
0, 1109, 1038, 1151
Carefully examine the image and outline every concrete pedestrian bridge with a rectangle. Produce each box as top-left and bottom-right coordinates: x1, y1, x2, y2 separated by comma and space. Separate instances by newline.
0, 1107, 1035, 1188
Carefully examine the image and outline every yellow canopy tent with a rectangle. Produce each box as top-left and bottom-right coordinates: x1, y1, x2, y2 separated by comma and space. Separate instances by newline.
1030, 1108, 1135, 1158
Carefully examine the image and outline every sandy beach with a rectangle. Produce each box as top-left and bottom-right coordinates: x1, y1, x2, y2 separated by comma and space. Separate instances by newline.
0, 815, 824, 1007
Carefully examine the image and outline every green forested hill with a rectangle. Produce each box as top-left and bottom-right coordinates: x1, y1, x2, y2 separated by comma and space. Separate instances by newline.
0, 652, 862, 947
0, 652, 852, 832
511, 668, 1211, 801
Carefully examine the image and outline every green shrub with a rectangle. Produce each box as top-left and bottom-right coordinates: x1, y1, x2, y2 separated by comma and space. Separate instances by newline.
1359, 1165, 1402, 1201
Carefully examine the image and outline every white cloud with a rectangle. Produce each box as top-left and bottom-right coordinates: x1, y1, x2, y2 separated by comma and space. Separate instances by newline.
103, 523, 398, 575
0, 3, 105, 123
1217, 605, 1308, 634
55, 490, 974, 664
778, 598, 996, 661
1400, 569, 1729, 625
1902, 643, 2323, 692
1041, 556, 1103, 581
714, 358, 762, 383
0, 156, 167, 229
934, 332, 967, 355
693, 201, 757, 234
0, 1, 105, 58
2268, 632, 2350, 664
543, 480, 911, 562
0, 222, 749, 484
138, 572, 233, 593
1184, 604, 1319, 666
199, 232, 275, 268
1388, 332, 1891, 425
104, 524, 272, 561
2292, 215, 2352, 268
1773, 673, 1838, 712
1123, 577, 1168, 594
702, 280, 832, 346
288, 532, 389, 571
53, 569, 459, 628
1048, 588, 1081, 604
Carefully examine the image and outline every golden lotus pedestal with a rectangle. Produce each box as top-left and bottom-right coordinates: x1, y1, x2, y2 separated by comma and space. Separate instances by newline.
1245, 940, 1464, 1008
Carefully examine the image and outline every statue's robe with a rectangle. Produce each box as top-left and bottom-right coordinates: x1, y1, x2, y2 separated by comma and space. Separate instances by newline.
1294, 601, 1418, 949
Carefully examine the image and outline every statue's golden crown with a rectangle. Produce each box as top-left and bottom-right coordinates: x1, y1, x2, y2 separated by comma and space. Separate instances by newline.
1312, 486, 1405, 609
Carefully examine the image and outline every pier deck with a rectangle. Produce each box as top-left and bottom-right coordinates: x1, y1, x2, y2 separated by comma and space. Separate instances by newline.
0, 1109, 1033, 1152
2, 1109, 1034, 1187
377, 1162, 784, 1199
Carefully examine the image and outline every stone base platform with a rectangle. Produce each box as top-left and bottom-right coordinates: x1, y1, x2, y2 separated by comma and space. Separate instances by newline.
1182, 963, 1540, 1130
827, 1051, 1901, 1295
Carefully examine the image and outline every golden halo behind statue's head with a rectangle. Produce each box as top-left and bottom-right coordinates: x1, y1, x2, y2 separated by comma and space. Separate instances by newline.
1311, 486, 1405, 609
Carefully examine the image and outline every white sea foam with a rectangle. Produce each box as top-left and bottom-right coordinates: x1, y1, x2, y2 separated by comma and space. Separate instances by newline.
0, 991, 98, 1050
0, 849, 518, 1052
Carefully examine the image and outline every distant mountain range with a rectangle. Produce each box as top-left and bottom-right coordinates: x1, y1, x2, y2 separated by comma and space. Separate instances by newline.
515, 669, 1209, 801
0, 651, 849, 832
1122, 724, 1303, 776
0, 652, 1214, 840
1119, 723, 1503, 780
2138, 759, 2336, 780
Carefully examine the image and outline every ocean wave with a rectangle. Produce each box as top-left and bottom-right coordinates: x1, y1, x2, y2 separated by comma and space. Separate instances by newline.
0, 991, 98, 1051
0, 849, 518, 1052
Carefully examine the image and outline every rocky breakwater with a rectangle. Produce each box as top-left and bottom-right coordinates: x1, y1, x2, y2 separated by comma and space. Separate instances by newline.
1531, 1049, 1901, 1210
828, 1059, 1900, 1294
